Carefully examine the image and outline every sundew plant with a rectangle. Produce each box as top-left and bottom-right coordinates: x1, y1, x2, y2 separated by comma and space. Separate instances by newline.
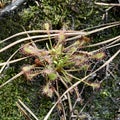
0, 21, 120, 120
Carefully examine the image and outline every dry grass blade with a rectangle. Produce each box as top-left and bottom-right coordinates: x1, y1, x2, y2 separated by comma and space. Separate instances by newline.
91, 37, 120, 53
0, 21, 119, 53
86, 35, 120, 48
106, 42, 120, 49
0, 71, 23, 88
66, 22, 120, 41
18, 99, 39, 120
0, 48, 20, 74
0, 56, 29, 67
95, 2, 120, 6
44, 49, 120, 120
106, 38, 120, 47
0, 30, 63, 44
82, 21, 120, 31
59, 75, 73, 112
0, 34, 57, 53
87, 22, 120, 35
16, 102, 32, 120
0, 31, 87, 53
0, 21, 119, 44
0, 30, 85, 44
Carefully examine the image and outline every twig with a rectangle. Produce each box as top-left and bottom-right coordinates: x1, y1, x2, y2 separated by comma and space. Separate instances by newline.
0, 0, 26, 17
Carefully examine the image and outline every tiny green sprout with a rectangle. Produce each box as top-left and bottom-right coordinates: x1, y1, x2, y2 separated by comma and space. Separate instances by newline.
100, 90, 111, 98
54, 55, 69, 71
44, 23, 50, 31
48, 73, 57, 81
42, 67, 57, 81
53, 60, 58, 65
